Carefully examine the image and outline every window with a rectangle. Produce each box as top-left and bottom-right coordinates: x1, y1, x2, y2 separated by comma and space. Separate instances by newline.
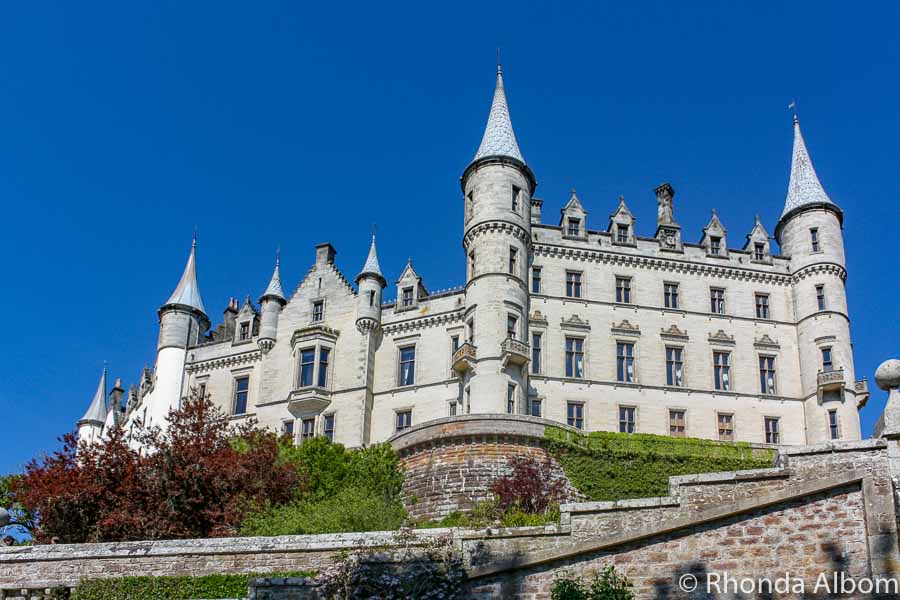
816, 285, 826, 311
810, 228, 820, 252
713, 352, 731, 391
312, 301, 324, 322
616, 342, 635, 383
615, 277, 632, 303
821, 347, 834, 372
281, 419, 294, 438
532, 267, 542, 294
239, 321, 251, 341
399, 346, 416, 386
507, 384, 516, 414
451, 335, 460, 354
509, 247, 518, 275
710, 236, 722, 256
530, 398, 542, 418
301, 417, 315, 441
567, 402, 584, 430
449, 401, 457, 417
323, 414, 335, 441
465, 192, 473, 221
755, 293, 770, 319
511, 185, 520, 212
619, 406, 635, 433
233, 376, 249, 415
718, 413, 734, 441
531, 333, 542, 374
669, 410, 686, 437
318, 348, 330, 387
401, 287, 414, 307
754, 243, 765, 261
616, 224, 629, 243
710, 288, 725, 314
664, 283, 679, 309
567, 218, 581, 237
396, 410, 412, 432
506, 315, 518, 340
759, 356, 777, 395
565, 337, 585, 378
828, 410, 839, 440
468, 252, 476, 278
299, 348, 315, 387
368, 290, 375, 306
467, 318, 475, 343
566, 271, 582, 298
765, 417, 780, 444
666, 347, 684, 387
197, 382, 207, 399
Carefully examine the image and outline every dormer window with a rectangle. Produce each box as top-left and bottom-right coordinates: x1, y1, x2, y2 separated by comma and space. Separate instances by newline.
616, 224, 629, 243
710, 236, 722, 256
754, 243, 765, 261
312, 301, 324, 322
567, 218, 581, 237
511, 185, 520, 212
401, 287, 414, 307
239, 321, 251, 341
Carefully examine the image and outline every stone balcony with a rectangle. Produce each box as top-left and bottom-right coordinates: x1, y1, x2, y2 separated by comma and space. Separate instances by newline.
501, 337, 530, 368
287, 386, 332, 415
817, 368, 845, 400
451, 342, 477, 374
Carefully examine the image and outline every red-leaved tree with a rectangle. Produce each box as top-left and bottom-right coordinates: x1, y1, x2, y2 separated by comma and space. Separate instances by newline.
490, 455, 565, 515
11, 392, 303, 543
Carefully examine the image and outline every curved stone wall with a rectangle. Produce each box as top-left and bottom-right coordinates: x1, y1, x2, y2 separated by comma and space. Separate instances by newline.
389, 414, 582, 522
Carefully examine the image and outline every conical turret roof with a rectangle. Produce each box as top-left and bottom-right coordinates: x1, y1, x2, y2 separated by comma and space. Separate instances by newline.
781, 116, 838, 219
472, 65, 525, 164
78, 367, 108, 426
164, 237, 206, 314
357, 232, 386, 285
261, 253, 286, 302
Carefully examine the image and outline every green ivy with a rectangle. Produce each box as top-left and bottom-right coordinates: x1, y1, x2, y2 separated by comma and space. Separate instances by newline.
71, 572, 314, 600
544, 427, 774, 501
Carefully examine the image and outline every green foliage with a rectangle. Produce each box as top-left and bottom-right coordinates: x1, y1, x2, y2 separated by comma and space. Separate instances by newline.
551, 566, 634, 600
0, 473, 36, 538
545, 427, 774, 501
416, 500, 559, 529
71, 572, 313, 600
241, 439, 406, 536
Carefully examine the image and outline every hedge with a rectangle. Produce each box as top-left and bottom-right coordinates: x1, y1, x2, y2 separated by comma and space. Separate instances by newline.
71, 572, 314, 600
544, 427, 775, 501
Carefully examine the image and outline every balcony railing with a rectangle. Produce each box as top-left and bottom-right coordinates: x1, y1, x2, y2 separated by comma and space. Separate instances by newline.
451, 342, 477, 374
817, 368, 845, 393
501, 337, 530, 367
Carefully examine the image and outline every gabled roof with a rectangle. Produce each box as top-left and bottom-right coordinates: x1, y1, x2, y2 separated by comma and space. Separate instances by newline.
260, 253, 286, 303
561, 189, 586, 214
164, 238, 206, 315
745, 214, 770, 243
78, 367, 108, 426
397, 259, 427, 295
781, 116, 838, 218
472, 65, 525, 165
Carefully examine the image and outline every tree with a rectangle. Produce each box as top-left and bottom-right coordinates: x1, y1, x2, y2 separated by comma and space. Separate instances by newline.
0, 474, 36, 537
490, 455, 565, 515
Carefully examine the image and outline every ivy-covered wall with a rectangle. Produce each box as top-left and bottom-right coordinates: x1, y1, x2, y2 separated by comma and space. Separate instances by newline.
544, 426, 775, 501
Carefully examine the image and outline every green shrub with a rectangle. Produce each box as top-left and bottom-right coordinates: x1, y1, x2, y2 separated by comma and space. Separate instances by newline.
415, 500, 559, 529
551, 566, 634, 600
72, 572, 313, 600
545, 427, 773, 501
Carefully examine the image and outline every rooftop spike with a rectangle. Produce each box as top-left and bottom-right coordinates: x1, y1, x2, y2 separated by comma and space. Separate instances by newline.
260, 250, 286, 302
164, 237, 207, 315
356, 226, 386, 284
781, 116, 838, 219
471, 64, 525, 164
78, 367, 108, 426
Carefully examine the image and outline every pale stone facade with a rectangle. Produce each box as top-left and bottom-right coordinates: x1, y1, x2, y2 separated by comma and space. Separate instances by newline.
78, 69, 867, 448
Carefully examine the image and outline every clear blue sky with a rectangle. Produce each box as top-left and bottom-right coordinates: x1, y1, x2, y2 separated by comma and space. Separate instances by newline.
1, 1, 898, 475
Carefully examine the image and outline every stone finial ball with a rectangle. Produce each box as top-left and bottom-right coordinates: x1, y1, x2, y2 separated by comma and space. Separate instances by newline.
875, 360, 900, 391
0, 507, 9, 528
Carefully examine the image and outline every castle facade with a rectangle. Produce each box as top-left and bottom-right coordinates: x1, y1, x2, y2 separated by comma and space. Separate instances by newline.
77, 66, 867, 448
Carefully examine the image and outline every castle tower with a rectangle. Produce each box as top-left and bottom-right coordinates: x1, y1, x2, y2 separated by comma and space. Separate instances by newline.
459, 64, 536, 414
774, 115, 860, 442
355, 231, 387, 335
258, 252, 287, 353
149, 237, 210, 427
77, 367, 107, 445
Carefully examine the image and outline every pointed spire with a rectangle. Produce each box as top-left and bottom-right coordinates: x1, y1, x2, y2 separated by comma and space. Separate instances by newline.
260, 250, 286, 302
472, 63, 525, 164
164, 235, 207, 315
781, 116, 838, 218
357, 226, 386, 284
78, 367, 108, 426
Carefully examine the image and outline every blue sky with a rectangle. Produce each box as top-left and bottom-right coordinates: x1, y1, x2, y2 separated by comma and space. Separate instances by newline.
1, 1, 898, 475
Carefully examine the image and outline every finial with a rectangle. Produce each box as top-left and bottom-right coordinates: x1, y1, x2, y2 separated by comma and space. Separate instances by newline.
570, 187, 577, 196
755, 213, 761, 223
275, 246, 281, 268
192, 227, 198, 248
497, 48, 502, 74
788, 99, 798, 123
372, 223, 377, 241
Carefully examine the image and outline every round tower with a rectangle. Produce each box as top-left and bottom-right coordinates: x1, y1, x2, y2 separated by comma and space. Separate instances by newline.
258, 251, 287, 353
460, 64, 536, 414
775, 115, 859, 443
77, 367, 108, 446
355, 230, 387, 335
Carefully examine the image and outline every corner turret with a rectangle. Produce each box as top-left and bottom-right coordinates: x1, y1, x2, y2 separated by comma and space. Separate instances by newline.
77, 367, 108, 445
355, 230, 386, 335
258, 251, 287, 353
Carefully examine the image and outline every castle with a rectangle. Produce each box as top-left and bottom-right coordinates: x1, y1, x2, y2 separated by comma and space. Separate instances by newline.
77, 65, 868, 448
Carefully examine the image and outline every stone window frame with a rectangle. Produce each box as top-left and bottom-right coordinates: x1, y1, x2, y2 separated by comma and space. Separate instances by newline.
668, 407, 688, 437
322, 412, 336, 441
511, 184, 521, 214
827, 408, 841, 440
465, 191, 474, 223
617, 404, 637, 434
193, 375, 210, 401
394, 407, 414, 433
566, 400, 586, 430
565, 270, 584, 299
299, 416, 317, 442
712, 349, 733, 392
716, 411, 735, 441
238, 320, 252, 342
753, 242, 766, 261
663, 281, 680, 310
311, 299, 325, 323
815, 284, 826, 311
447, 326, 464, 376
294, 341, 334, 391
615, 223, 631, 245
506, 313, 520, 340
230, 368, 253, 416
614, 338, 638, 384
508, 246, 519, 277
709, 286, 727, 316
448, 399, 458, 417
400, 286, 415, 309
566, 216, 582, 238
708, 236, 723, 257
758, 353, 778, 396
396, 342, 418, 388
506, 382, 519, 414
754, 292, 771, 320
468, 251, 476, 281
614, 275, 633, 304
763, 415, 781, 444
820, 346, 835, 372
664, 344, 686, 388
809, 227, 821, 253
564, 334, 588, 380
529, 396, 543, 418
531, 330, 544, 375
281, 418, 295, 441
531, 265, 542, 294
